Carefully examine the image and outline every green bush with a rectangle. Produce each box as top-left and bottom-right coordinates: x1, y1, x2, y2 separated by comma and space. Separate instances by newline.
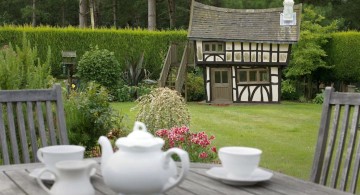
328, 31, 360, 83
0, 34, 53, 90
115, 82, 155, 102
281, 80, 299, 101
312, 90, 324, 104
77, 46, 121, 92
64, 82, 127, 152
132, 87, 190, 133
186, 71, 205, 101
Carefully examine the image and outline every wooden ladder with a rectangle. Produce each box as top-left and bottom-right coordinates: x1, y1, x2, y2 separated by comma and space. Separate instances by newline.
158, 42, 194, 95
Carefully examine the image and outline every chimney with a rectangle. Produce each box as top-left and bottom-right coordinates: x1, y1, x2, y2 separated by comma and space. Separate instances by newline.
280, 0, 296, 26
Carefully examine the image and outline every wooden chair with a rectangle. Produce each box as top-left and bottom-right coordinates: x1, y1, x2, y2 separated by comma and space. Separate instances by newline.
311, 87, 360, 193
0, 84, 68, 165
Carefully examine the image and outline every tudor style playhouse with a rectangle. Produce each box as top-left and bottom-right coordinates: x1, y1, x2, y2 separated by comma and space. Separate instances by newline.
187, 1, 301, 103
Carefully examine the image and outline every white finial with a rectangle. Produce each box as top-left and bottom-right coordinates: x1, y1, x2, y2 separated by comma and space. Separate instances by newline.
283, 0, 294, 21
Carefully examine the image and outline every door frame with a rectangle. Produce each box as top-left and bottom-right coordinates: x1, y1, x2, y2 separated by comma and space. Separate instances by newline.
210, 67, 232, 103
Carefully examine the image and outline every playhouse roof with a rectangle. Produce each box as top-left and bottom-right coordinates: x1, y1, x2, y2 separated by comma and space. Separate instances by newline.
188, 1, 302, 44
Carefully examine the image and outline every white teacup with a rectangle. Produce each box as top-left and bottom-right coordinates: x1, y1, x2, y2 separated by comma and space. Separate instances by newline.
37, 145, 85, 172
219, 146, 262, 179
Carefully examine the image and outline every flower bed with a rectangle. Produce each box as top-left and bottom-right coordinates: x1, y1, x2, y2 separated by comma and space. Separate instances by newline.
156, 126, 217, 163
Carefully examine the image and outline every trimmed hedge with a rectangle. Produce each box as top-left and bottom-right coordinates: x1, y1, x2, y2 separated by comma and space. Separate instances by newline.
0, 26, 187, 78
327, 31, 360, 83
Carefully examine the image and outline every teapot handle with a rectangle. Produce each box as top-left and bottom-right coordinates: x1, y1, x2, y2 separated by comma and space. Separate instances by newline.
162, 148, 189, 192
36, 169, 58, 194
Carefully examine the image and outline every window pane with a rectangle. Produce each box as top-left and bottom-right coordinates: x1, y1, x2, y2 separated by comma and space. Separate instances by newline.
238, 71, 247, 82
211, 44, 216, 51
215, 71, 221, 83
222, 71, 228, 83
204, 44, 210, 51
218, 44, 223, 52
249, 71, 257, 82
259, 70, 268, 81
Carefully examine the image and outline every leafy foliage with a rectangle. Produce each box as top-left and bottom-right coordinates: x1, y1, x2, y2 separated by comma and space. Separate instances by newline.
0, 34, 53, 90
132, 87, 190, 133
77, 46, 121, 91
0, 26, 187, 78
285, 6, 338, 78
284, 6, 338, 99
186, 70, 205, 101
281, 80, 299, 101
328, 31, 360, 83
64, 82, 127, 151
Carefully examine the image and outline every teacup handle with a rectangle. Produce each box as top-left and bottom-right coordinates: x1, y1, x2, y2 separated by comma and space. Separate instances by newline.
36, 169, 57, 194
36, 149, 44, 162
162, 148, 189, 192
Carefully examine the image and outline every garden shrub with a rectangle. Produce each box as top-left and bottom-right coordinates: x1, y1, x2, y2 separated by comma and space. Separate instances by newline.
116, 82, 155, 102
186, 71, 205, 101
64, 82, 127, 153
0, 34, 53, 90
281, 80, 299, 101
312, 90, 324, 104
132, 87, 190, 133
77, 46, 121, 93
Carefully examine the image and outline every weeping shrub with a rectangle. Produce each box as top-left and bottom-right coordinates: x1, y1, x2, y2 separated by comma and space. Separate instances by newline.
132, 87, 190, 133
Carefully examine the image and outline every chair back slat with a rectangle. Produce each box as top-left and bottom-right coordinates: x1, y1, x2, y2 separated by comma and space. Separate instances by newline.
0, 104, 10, 164
340, 105, 360, 191
46, 101, 57, 145
0, 84, 68, 164
16, 102, 30, 163
36, 101, 47, 147
320, 104, 341, 185
330, 105, 350, 188
350, 132, 360, 193
6, 102, 20, 164
55, 86, 68, 145
26, 101, 38, 162
311, 87, 360, 193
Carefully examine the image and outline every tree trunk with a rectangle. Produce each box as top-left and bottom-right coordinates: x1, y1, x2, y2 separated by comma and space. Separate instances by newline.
89, 0, 95, 29
79, 0, 88, 28
112, 0, 117, 27
32, 0, 36, 27
62, 0, 65, 27
148, 0, 156, 30
94, 0, 100, 27
167, 0, 175, 29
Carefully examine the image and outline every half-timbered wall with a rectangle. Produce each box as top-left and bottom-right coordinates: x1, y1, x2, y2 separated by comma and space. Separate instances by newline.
205, 65, 281, 103
196, 41, 290, 64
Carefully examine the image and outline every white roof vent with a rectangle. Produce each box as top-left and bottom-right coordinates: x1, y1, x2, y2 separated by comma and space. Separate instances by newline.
280, 0, 296, 26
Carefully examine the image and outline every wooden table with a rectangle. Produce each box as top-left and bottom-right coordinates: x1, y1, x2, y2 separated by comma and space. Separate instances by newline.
0, 160, 353, 195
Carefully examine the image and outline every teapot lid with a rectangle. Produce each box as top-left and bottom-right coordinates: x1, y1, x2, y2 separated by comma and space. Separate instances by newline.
115, 121, 164, 148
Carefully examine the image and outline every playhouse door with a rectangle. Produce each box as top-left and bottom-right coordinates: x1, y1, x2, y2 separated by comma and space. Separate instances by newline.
211, 68, 232, 102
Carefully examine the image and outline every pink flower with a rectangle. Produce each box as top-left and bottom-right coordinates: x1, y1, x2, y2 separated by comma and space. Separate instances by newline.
211, 146, 217, 153
199, 152, 208, 159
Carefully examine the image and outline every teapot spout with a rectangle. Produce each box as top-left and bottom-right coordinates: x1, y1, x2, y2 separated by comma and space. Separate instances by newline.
98, 136, 113, 170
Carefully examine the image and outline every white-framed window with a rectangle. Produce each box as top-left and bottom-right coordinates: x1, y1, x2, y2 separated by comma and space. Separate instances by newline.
203, 42, 224, 53
237, 68, 269, 84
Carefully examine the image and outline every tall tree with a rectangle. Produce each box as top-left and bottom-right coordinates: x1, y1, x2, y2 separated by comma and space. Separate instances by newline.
167, 0, 175, 29
79, 0, 88, 28
284, 6, 338, 99
32, 0, 36, 26
148, 0, 156, 30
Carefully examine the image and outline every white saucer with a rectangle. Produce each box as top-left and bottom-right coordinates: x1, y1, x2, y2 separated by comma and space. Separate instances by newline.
29, 167, 97, 181
206, 167, 273, 186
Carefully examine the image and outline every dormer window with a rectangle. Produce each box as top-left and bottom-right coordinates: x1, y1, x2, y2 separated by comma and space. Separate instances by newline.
203, 42, 224, 53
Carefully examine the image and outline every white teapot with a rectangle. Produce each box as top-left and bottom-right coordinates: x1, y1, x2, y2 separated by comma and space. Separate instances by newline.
98, 121, 189, 195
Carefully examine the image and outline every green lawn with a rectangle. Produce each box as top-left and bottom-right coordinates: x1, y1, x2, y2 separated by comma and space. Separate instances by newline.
111, 101, 322, 181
